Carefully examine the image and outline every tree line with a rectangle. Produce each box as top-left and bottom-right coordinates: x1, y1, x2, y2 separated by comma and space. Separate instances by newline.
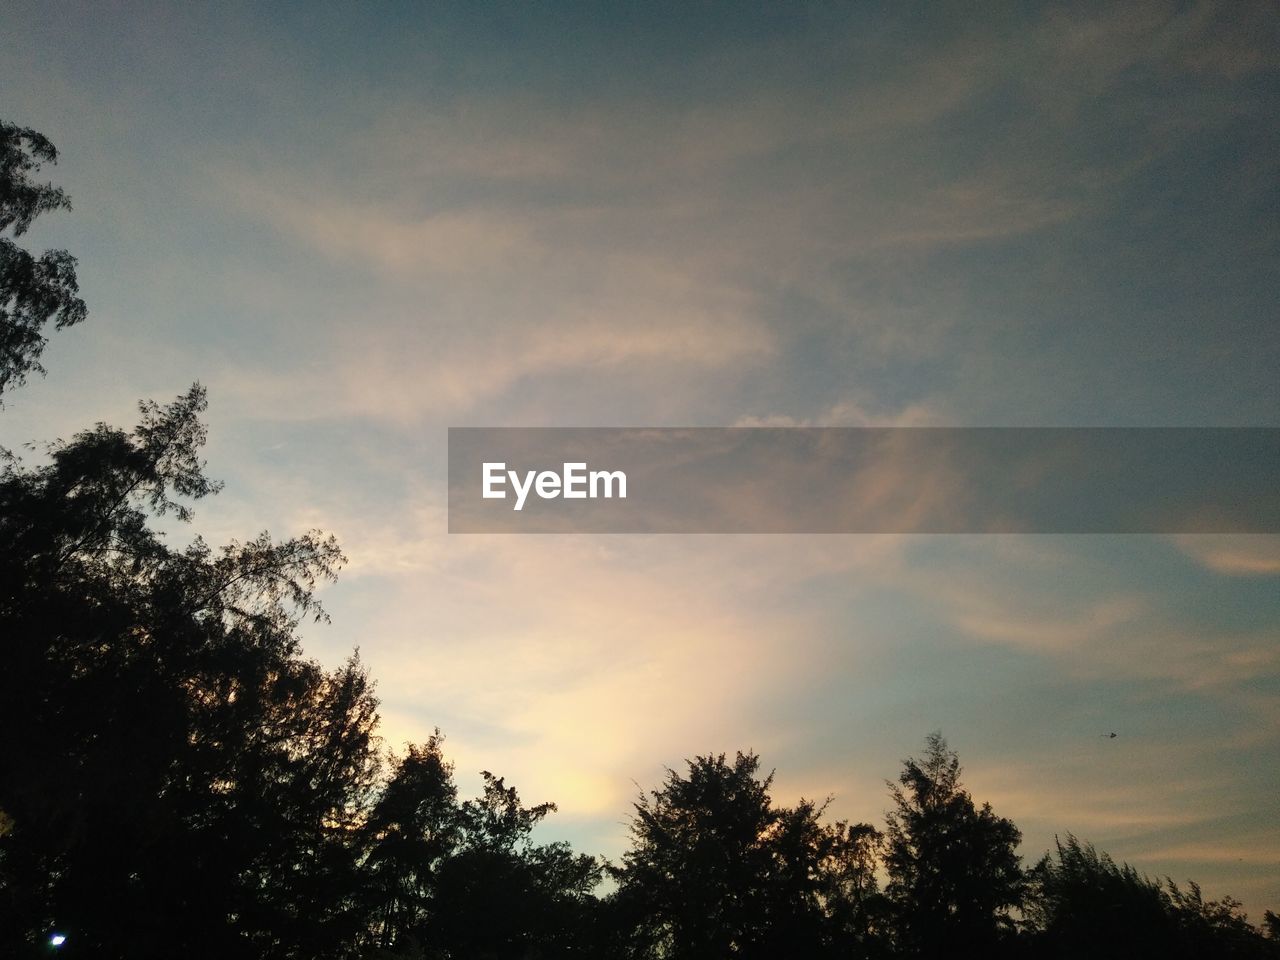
2, 119, 1277, 959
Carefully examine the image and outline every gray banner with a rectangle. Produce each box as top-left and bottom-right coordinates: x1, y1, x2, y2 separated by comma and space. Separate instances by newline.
448, 428, 1280, 533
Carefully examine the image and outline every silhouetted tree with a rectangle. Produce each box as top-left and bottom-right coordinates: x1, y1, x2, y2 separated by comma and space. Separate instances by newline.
362, 735, 461, 952
1025, 833, 1279, 959
425, 772, 603, 959
0, 385, 380, 958
1, 120, 86, 397
821, 820, 891, 957
362, 745, 603, 960
1265, 911, 1280, 942
609, 751, 879, 959
883, 733, 1023, 958
0, 380, 600, 957
1024, 834, 1170, 957
1166, 879, 1279, 958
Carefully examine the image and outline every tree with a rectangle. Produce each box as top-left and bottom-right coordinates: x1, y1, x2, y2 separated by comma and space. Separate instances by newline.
1166, 879, 1279, 959
0, 379, 605, 958
883, 733, 1023, 958
361, 742, 604, 960
0, 386, 382, 958
609, 751, 878, 960
1, 120, 87, 397
362, 735, 461, 952
1025, 834, 1279, 959
1264, 910, 1280, 942
1024, 834, 1171, 957
820, 820, 891, 957
425, 772, 603, 959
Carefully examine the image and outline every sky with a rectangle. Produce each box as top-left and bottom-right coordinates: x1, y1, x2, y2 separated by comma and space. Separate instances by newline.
2, 0, 1278, 917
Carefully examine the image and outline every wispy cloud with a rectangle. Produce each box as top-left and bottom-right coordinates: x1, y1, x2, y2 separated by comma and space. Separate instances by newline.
1174, 535, 1280, 576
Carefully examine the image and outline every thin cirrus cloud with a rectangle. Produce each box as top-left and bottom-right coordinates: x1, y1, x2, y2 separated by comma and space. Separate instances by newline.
213, 310, 773, 423
924, 545, 1278, 689
204, 142, 1076, 426
1174, 536, 1280, 577
187, 0, 1275, 431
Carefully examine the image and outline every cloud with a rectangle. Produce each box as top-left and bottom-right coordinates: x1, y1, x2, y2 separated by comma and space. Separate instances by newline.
211, 305, 772, 423
322, 532, 913, 814
1136, 840, 1280, 868
734, 398, 939, 428
1174, 535, 1280, 576
200, 1, 1276, 431
948, 590, 1150, 658
940, 561, 1280, 700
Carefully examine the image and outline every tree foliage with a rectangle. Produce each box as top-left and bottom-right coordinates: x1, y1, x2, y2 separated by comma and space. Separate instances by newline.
884, 732, 1024, 957
363, 742, 604, 959
0, 383, 602, 959
1026, 834, 1280, 959
1, 119, 87, 397
609, 751, 885, 959
0, 386, 370, 957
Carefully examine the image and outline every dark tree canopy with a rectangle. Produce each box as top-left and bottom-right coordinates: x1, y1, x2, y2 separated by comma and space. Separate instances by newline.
0, 120, 87, 397
1026, 834, 1279, 960
884, 733, 1025, 958
0, 385, 368, 958
363, 741, 605, 959
363, 736, 462, 949
609, 751, 885, 960
0, 385, 603, 959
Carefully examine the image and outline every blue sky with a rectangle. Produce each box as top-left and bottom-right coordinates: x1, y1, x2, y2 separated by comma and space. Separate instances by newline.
3, 0, 1278, 917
